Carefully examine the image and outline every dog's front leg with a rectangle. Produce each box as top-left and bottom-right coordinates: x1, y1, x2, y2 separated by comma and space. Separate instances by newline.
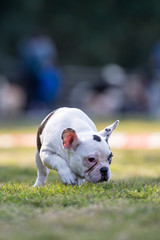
40, 150, 77, 185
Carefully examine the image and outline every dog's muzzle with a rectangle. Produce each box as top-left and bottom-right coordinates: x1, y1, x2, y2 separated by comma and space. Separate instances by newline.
100, 167, 109, 181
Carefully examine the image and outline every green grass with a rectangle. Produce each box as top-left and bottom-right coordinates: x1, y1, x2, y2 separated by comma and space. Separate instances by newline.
0, 147, 160, 240
0, 119, 160, 240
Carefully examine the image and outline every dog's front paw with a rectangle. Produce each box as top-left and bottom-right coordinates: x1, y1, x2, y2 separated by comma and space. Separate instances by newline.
58, 169, 77, 185
77, 177, 86, 186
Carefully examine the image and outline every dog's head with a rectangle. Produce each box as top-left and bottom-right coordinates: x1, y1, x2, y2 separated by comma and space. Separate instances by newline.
61, 120, 119, 183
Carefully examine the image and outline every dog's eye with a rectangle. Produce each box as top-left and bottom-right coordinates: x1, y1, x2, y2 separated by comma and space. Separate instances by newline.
88, 157, 95, 162
108, 153, 113, 164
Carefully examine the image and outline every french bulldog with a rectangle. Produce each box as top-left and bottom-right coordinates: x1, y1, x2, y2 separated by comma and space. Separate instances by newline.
33, 107, 119, 187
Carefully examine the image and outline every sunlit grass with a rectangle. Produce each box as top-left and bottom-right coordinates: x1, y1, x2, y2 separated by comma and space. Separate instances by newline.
96, 119, 160, 133
0, 117, 159, 133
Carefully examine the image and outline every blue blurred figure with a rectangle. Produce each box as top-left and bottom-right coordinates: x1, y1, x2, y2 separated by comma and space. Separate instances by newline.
149, 40, 160, 117
18, 30, 62, 110
37, 64, 61, 103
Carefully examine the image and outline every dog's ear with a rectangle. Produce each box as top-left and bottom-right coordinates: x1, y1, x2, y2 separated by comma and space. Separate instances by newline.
61, 128, 81, 151
99, 120, 119, 140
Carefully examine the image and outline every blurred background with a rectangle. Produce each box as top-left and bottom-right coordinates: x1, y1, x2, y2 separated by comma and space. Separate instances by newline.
0, 0, 160, 120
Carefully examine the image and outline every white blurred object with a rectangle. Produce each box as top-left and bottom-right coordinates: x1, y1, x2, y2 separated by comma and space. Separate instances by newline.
0, 76, 26, 117
102, 63, 127, 86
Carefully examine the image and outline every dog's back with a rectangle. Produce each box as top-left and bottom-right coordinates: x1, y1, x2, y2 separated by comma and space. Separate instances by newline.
38, 107, 97, 154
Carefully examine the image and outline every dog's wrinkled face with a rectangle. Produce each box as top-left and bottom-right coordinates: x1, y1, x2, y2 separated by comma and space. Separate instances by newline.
61, 120, 119, 183
76, 137, 112, 183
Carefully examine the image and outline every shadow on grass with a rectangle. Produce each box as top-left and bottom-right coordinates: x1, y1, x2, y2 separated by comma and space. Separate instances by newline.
0, 166, 59, 184
0, 166, 35, 183
0, 164, 160, 185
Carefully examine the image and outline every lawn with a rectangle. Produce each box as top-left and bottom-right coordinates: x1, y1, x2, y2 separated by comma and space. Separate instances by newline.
0, 119, 160, 240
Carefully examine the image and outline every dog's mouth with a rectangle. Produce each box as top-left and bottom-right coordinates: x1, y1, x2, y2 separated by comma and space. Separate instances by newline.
85, 165, 110, 183
89, 167, 110, 183
99, 175, 109, 182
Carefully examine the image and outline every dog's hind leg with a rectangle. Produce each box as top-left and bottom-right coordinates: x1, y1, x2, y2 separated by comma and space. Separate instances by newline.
33, 150, 49, 187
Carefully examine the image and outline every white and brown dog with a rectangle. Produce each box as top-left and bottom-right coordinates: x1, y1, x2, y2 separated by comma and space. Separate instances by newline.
33, 107, 119, 187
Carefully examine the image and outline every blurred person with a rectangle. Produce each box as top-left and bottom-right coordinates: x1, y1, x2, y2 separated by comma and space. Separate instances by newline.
0, 75, 26, 117
148, 77, 160, 117
84, 85, 124, 116
76, 64, 126, 116
148, 41, 160, 117
121, 72, 149, 113
79, 64, 150, 116
18, 30, 62, 111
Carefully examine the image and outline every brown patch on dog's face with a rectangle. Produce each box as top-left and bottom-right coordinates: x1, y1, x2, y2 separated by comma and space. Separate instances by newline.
37, 110, 55, 152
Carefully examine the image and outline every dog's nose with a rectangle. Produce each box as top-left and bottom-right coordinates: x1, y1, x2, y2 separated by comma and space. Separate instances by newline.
100, 167, 108, 176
